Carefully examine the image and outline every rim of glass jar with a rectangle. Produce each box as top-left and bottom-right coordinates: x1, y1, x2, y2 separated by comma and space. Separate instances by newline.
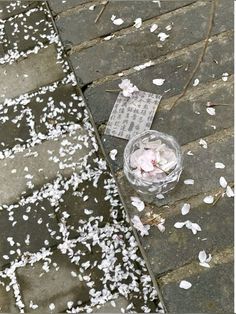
124, 130, 183, 185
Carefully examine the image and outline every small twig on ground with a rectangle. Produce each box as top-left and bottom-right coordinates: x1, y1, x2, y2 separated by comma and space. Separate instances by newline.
206, 101, 231, 107
95, 1, 108, 23
170, 0, 216, 110
211, 183, 234, 206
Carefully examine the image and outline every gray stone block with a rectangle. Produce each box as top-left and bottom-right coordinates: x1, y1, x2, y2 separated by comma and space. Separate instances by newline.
160, 261, 233, 313
0, 44, 64, 102
84, 31, 233, 128
48, 0, 92, 15
16, 250, 90, 312
143, 197, 233, 275
0, 1, 38, 20
0, 198, 60, 269
56, 0, 196, 46
70, 0, 233, 85
3, 5, 53, 54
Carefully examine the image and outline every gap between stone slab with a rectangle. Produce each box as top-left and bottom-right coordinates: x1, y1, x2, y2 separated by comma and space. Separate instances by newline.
45, 1, 168, 312
85, 29, 232, 88
158, 246, 233, 284
68, 0, 200, 54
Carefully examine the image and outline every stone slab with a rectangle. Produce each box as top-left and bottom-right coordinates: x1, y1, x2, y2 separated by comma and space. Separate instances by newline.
142, 196, 233, 275
55, 170, 127, 238
0, 198, 60, 269
0, 82, 85, 151
2, 5, 53, 54
84, 31, 233, 127
0, 44, 65, 102
160, 260, 234, 313
16, 250, 90, 312
0, 282, 17, 313
0, 1, 38, 20
48, 0, 93, 15
70, 0, 233, 85
0, 128, 92, 205
56, 0, 196, 46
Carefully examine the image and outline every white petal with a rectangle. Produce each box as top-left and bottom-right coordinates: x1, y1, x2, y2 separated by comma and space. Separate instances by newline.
156, 193, 165, 199
150, 24, 158, 32
157, 223, 165, 233
134, 18, 142, 28
109, 149, 118, 160
198, 250, 207, 263
165, 24, 172, 31
184, 179, 194, 185
49, 303, 55, 311
179, 280, 192, 289
181, 203, 190, 215
158, 32, 169, 41
187, 150, 194, 156
174, 221, 186, 229
131, 215, 150, 236
131, 196, 145, 212
113, 18, 124, 25
222, 72, 229, 81
152, 78, 165, 86
84, 209, 93, 215
203, 195, 214, 204
89, 5, 95, 10
219, 176, 227, 188
215, 162, 225, 169
193, 78, 199, 86
206, 254, 212, 263
226, 185, 234, 197
199, 138, 208, 149
206, 107, 216, 116
200, 262, 210, 268
192, 223, 201, 232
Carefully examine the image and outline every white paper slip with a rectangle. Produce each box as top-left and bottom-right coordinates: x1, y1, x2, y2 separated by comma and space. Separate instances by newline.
105, 91, 162, 140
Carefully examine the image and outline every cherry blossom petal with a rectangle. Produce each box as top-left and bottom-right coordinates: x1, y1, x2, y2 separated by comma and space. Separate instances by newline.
179, 280, 192, 289
219, 176, 227, 188
226, 185, 234, 197
109, 149, 118, 160
181, 203, 190, 215
131, 196, 145, 212
198, 250, 207, 263
150, 24, 158, 32
203, 195, 214, 204
174, 222, 186, 229
215, 162, 225, 169
206, 107, 216, 116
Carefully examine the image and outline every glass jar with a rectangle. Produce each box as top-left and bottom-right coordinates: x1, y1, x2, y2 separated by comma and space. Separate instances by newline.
124, 130, 183, 198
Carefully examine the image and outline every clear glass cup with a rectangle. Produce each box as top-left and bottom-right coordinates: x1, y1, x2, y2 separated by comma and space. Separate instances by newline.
124, 130, 183, 198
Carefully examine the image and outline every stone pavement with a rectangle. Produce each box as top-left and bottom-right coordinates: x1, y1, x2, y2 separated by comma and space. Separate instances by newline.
0, 1, 162, 313
47, 0, 234, 312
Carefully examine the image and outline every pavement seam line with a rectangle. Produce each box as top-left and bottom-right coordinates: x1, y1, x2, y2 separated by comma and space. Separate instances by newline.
158, 246, 233, 284
45, 1, 167, 311
69, 0, 202, 54
85, 29, 233, 88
